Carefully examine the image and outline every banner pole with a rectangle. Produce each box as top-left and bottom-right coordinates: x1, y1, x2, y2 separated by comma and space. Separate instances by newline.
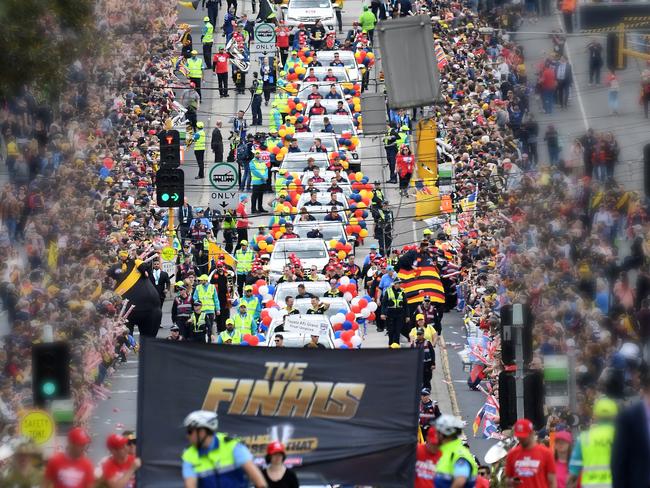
168, 208, 175, 247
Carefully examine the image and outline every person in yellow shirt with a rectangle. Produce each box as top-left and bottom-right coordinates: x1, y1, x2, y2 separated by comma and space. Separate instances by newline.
409, 314, 438, 345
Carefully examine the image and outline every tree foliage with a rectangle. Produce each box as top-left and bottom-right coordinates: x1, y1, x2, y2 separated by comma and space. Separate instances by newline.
0, 0, 95, 98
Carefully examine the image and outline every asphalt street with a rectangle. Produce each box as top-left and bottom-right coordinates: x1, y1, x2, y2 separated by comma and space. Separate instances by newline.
88, 0, 454, 462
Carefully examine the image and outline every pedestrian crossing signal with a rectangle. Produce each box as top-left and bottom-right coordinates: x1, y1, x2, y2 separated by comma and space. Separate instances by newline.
159, 130, 181, 169
156, 168, 185, 207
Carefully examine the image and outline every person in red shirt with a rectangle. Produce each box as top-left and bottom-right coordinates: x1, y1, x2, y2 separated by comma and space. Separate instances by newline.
98, 434, 141, 488
236, 194, 250, 244
505, 418, 557, 488
212, 46, 231, 98
44, 427, 95, 488
276, 21, 290, 66
539, 61, 557, 114
396, 144, 415, 197
415, 426, 442, 488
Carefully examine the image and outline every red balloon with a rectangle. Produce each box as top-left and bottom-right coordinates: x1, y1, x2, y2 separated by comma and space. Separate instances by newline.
266, 300, 277, 309
368, 312, 376, 321
345, 312, 356, 322
243, 334, 253, 342
351, 304, 361, 314
358, 299, 368, 308
333, 323, 343, 331
344, 341, 354, 349
335, 242, 345, 251
252, 286, 259, 295
352, 322, 359, 331
256, 279, 266, 287
341, 330, 355, 341
247, 336, 260, 346
262, 315, 272, 326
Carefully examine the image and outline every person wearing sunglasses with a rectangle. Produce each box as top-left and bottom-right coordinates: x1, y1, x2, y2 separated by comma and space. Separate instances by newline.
182, 410, 266, 488
274, 334, 284, 347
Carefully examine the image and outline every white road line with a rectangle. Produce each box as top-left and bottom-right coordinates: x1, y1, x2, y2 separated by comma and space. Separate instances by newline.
556, 13, 589, 131
412, 221, 417, 244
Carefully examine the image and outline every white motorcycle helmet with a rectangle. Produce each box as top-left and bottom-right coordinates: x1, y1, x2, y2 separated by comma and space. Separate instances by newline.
435, 414, 464, 437
183, 410, 219, 432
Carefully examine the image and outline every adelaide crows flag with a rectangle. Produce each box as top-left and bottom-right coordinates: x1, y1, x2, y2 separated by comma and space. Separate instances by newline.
396, 248, 445, 304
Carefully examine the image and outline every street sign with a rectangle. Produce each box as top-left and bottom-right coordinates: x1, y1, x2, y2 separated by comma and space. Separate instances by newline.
251, 22, 276, 54
19, 409, 55, 445
209, 163, 239, 211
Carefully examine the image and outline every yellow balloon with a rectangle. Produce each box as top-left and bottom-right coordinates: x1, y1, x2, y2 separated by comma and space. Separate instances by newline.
352, 97, 360, 105
259, 240, 268, 250
355, 171, 364, 181
354, 104, 361, 112
360, 229, 369, 238
267, 244, 274, 252
349, 217, 358, 225
351, 136, 360, 146
279, 129, 287, 138
329, 239, 338, 249
337, 250, 347, 260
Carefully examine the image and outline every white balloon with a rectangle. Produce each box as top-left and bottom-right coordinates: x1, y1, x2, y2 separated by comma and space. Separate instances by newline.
268, 308, 280, 319
367, 301, 378, 312
351, 296, 361, 306
334, 338, 344, 348
350, 335, 362, 347
262, 294, 273, 303
343, 292, 353, 302
339, 276, 350, 286
332, 313, 346, 325
360, 308, 371, 318
259, 285, 269, 296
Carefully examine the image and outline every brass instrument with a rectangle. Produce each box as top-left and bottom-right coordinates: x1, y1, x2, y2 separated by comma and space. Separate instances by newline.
226, 38, 250, 72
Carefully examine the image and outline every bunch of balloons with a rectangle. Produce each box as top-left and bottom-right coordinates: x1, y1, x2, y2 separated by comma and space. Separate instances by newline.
347, 96, 362, 114
241, 333, 265, 346
338, 131, 359, 151
331, 309, 362, 349
328, 238, 353, 260
253, 234, 276, 254
350, 294, 377, 320
337, 275, 359, 301
341, 82, 361, 97
354, 50, 375, 68
328, 151, 350, 170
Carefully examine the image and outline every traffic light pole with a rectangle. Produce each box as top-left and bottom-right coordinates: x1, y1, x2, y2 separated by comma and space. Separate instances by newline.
512, 303, 525, 419
168, 208, 175, 247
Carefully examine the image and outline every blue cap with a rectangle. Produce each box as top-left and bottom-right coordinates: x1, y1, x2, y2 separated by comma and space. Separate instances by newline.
240, 194, 248, 202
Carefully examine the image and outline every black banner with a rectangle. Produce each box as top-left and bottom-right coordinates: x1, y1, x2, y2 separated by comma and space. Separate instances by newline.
137, 339, 422, 487
579, 3, 650, 31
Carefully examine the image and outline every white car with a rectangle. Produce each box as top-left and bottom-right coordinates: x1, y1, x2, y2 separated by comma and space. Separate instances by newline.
315, 50, 362, 82
265, 329, 336, 348
296, 82, 346, 102
285, 0, 336, 31
300, 66, 350, 83
279, 153, 330, 173
293, 221, 349, 242
308, 115, 361, 162
269, 239, 329, 282
273, 281, 331, 307
303, 98, 353, 117
291, 132, 339, 153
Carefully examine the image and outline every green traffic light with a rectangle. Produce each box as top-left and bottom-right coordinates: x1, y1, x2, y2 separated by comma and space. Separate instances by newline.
42, 381, 57, 397
161, 193, 170, 202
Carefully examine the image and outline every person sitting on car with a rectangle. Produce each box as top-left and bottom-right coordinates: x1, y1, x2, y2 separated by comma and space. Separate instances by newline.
308, 53, 322, 67
296, 283, 315, 299
298, 206, 316, 221
307, 84, 322, 100
329, 51, 345, 67
324, 84, 342, 99
304, 334, 326, 349
326, 192, 344, 208
303, 157, 319, 172
304, 190, 322, 207
324, 207, 343, 222
280, 222, 299, 239
323, 68, 338, 82
310, 137, 328, 153
307, 296, 330, 314
334, 100, 348, 115
308, 99, 327, 116
324, 278, 343, 297
310, 166, 326, 183
304, 67, 319, 82
327, 177, 343, 194
287, 137, 301, 152
307, 224, 324, 239
322, 116, 334, 133
283, 296, 300, 315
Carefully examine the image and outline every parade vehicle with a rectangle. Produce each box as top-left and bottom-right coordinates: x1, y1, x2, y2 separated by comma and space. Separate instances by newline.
292, 221, 349, 242
285, 0, 336, 31
303, 98, 353, 117
299, 66, 351, 83
296, 82, 346, 101
308, 114, 358, 136
296, 188, 351, 208
279, 153, 330, 173
272, 281, 331, 307
300, 169, 351, 186
269, 239, 330, 283
264, 330, 336, 348
315, 50, 362, 82
290, 132, 361, 172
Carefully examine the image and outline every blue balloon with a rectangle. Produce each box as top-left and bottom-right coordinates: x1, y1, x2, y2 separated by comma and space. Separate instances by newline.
257, 333, 266, 341
364, 295, 373, 302
350, 279, 357, 285
289, 68, 295, 74
338, 308, 348, 314
362, 210, 369, 218
359, 221, 367, 229
240, 341, 250, 346
259, 324, 268, 332
334, 331, 342, 339
268, 285, 275, 295
338, 138, 347, 145
361, 176, 369, 184
279, 218, 286, 225
339, 344, 349, 349
339, 238, 346, 244
343, 321, 353, 330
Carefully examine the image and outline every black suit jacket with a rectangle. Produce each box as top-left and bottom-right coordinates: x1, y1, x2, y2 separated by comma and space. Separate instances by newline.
612, 399, 650, 488
149, 269, 171, 299
178, 205, 193, 226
